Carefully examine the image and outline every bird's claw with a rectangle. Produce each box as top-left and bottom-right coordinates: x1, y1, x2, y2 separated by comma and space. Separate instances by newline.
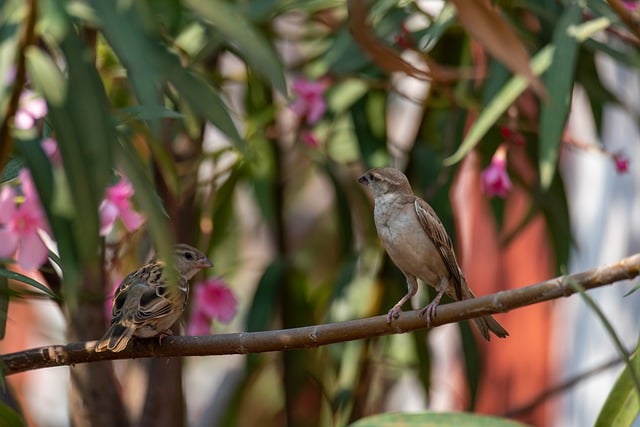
158, 329, 174, 345
386, 307, 402, 324
419, 302, 437, 327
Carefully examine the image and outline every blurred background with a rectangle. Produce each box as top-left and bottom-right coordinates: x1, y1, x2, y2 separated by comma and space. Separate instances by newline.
0, 0, 639, 426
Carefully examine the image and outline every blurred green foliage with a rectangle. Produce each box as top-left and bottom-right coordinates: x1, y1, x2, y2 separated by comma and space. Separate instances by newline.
0, 0, 638, 426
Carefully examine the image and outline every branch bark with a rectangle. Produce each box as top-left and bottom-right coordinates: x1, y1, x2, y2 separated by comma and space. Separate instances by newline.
3, 253, 639, 376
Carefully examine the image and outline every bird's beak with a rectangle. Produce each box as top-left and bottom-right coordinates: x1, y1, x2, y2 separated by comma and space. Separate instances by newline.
197, 258, 214, 269
358, 174, 368, 185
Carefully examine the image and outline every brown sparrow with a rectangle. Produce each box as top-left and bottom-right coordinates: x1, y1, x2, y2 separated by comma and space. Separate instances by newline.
95, 243, 213, 352
359, 167, 508, 340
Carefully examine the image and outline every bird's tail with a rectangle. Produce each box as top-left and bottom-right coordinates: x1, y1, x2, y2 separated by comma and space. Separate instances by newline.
94, 322, 136, 353
462, 286, 509, 341
473, 315, 509, 341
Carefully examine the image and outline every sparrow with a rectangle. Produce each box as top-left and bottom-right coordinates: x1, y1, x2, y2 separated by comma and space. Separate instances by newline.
95, 243, 213, 352
358, 167, 508, 340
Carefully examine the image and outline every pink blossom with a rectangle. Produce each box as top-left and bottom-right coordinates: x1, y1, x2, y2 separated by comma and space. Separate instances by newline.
301, 130, 320, 148
0, 170, 51, 271
481, 145, 512, 198
14, 91, 47, 130
613, 152, 630, 174
42, 138, 62, 167
99, 176, 145, 236
186, 278, 237, 336
290, 78, 327, 125
623, 1, 638, 11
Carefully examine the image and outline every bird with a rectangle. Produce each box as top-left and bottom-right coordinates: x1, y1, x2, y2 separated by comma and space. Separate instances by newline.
95, 243, 213, 352
358, 167, 508, 340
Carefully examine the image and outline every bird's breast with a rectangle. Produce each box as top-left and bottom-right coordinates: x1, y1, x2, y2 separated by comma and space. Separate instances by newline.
373, 196, 448, 285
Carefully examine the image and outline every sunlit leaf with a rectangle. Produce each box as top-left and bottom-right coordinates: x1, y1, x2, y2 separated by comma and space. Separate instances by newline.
24, 46, 66, 106
595, 344, 640, 426
444, 46, 554, 166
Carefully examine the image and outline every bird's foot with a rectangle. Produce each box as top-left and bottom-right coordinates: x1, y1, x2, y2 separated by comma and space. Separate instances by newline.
419, 301, 438, 327
157, 329, 174, 345
386, 307, 402, 324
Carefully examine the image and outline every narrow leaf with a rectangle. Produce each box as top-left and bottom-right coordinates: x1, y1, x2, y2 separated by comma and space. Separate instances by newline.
595, 349, 640, 426
444, 46, 554, 166
539, 2, 582, 189
185, 0, 287, 94
0, 269, 57, 299
24, 46, 66, 106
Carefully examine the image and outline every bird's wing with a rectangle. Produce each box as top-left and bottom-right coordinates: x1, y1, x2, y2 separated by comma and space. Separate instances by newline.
413, 198, 464, 300
133, 279, 176, 322
111, 264, 175, 325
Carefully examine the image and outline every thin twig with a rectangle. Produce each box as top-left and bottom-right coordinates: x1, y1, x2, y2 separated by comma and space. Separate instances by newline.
1, 253, 639, 376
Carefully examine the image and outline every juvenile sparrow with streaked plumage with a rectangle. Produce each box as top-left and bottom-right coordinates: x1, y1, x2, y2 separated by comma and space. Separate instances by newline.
95, 243, 213, 352
359, 167, 508, 340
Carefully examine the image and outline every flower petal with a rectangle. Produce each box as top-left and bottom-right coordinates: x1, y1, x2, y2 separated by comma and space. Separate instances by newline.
117, 203, 146, 232
0, 230, 19, 258
99, 200, 118, 236
0, 186, 16, 224
16, 231, 48, 271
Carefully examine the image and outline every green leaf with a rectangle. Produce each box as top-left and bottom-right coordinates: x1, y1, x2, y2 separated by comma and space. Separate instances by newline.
623, 282, 640, 297
539, 2, 582, 189
595, 349, 640, 427
0, 157, 24, 183
418, 3, 456, 51
185, 0, 287, 94
246, 258, 285, 334
46, 28, 115, 267
24, 46, 67, 106
443, 45, 554, 166
0, 401, 26, 427
167, 68, 244, 150
349, 412, 530, 426
0, 269, 57, 299
90, 0, 163, 130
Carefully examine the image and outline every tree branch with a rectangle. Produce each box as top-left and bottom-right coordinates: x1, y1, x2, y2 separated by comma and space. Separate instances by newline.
3, 254, 639, 376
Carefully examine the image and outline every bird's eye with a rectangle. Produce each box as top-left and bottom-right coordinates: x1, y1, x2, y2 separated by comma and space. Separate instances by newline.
184, 251, 194, 260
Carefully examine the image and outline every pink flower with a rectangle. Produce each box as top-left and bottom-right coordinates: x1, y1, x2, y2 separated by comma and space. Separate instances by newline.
290, 78, 327, 125
186, 278, 237, 336
623, 1, 638, 11
99, 176, 145, 236
0, 170, 51, 271
481, 145, 512, 198
14, 91, 47, 130
301, 130, 320, 148
42, 138, 62, 167
613, 152, 630, 174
